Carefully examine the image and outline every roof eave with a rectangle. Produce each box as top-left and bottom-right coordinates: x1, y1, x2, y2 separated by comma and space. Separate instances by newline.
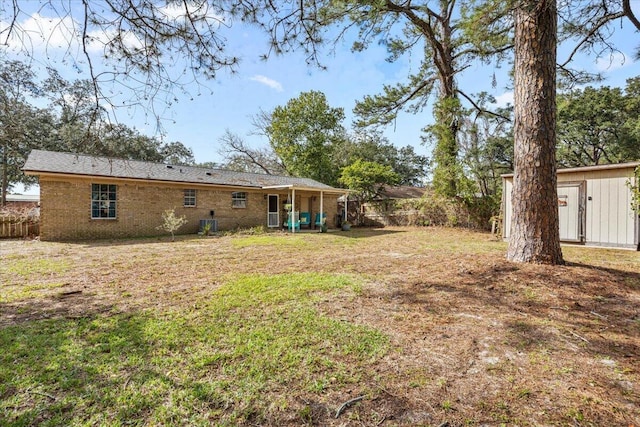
501, 161, 640, 178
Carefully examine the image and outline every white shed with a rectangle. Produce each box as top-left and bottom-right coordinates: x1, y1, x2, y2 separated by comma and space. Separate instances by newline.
502, 162, 639, 250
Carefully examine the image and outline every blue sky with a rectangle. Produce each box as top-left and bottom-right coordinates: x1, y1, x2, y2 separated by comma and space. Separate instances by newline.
2, 1, 639, 195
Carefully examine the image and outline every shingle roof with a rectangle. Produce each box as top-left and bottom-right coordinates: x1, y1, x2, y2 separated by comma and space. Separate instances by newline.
23, 150, 342, 191
373, 185, 428, 200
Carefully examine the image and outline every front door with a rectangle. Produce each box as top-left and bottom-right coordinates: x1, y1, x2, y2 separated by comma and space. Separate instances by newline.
557, 183, 584, 242
267, 194, 279, 228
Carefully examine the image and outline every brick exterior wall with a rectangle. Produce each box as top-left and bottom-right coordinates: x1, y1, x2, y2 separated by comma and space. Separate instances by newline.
39, 176, 340, 241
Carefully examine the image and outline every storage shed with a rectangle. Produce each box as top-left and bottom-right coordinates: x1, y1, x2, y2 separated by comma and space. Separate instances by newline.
502, 162, 639, 250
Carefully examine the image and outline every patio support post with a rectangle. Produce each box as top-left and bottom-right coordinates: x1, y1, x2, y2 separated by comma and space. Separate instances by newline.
320, 191, 324, 229
344, 193, 348, 224
292, 188, 296, 234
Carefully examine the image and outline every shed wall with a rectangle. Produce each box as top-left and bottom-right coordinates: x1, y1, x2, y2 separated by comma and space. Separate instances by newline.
503, 166, 638, 249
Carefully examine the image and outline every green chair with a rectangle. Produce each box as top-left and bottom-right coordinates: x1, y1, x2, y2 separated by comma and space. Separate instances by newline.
299, 212, 311, 228
314, 212, 327, 228
284, 212, 301, 231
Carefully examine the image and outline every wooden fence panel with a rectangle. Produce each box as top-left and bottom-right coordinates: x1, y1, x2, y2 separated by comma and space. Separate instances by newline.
0, 215, 40, 238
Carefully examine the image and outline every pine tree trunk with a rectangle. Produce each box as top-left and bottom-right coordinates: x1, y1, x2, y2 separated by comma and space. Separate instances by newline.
507, 0, 564, 264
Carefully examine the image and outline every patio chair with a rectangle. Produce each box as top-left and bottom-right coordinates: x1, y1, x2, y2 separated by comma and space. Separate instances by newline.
314, 212, 327, 228
284, 211, 301, 231
299, 212, 311, 228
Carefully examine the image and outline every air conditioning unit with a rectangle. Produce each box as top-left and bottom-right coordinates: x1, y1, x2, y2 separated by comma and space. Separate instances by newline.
199, 219, 218, 233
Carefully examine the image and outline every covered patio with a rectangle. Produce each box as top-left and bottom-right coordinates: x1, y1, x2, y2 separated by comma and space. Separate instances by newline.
262, 185, 349, 233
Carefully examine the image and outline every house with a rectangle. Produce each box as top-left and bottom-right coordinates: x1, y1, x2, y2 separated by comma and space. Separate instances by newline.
502, 162, 640, 250
22, 150, 347, 241
4, 194, 40, 209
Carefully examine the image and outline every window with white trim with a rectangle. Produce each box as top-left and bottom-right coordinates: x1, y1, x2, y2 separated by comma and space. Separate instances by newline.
91, 184, 117, 219
184, 189, 196, 207
232, 192, 247, 208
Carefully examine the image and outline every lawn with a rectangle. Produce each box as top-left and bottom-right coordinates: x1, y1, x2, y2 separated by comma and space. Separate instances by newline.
1, 227, 638, 426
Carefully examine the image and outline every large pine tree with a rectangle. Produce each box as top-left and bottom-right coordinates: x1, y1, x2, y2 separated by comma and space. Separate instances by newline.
507, 0, 563, 264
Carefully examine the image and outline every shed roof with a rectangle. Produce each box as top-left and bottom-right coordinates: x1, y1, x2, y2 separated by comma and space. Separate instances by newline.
23, 150, 344, 192
501, 161, 640, 178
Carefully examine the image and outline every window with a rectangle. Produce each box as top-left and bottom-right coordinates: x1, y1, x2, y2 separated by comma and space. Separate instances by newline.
232, 192, 247, 208
184, 189, 196, 207
91, 184, 117, 219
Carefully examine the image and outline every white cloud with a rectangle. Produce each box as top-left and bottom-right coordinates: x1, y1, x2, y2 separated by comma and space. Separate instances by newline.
1, 13, 78, 52
249, 75, 283, 92
157, 3, 227, 25
493, 91, 514, 107
595, 52, 629, 72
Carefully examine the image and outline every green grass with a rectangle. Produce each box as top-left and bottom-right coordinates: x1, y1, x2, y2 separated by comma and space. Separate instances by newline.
1, 258, 71, 278
0, 273, 388, 426
0, 282, 67, 303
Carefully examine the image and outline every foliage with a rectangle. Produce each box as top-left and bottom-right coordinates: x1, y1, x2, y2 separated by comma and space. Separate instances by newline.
0, 61, 195, 205
339, 160, 399, 201
459, 94, 514, 198
156, 209, 187, 241
628, 166, 640, 214
339, 159, 399, 226
266, 91, 345, 185
427, 97, 466, 198
334, 131, 429, 186
0, 61, 52, 204
557, 80, 639, 167
221, 107, 429, 186
1, 1, 257, 116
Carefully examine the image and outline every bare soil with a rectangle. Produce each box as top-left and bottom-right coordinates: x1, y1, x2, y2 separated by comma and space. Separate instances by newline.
1, 227, 639, 426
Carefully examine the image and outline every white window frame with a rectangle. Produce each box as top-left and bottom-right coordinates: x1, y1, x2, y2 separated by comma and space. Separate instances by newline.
184, 189, 196, 207
232, 192, 247, 208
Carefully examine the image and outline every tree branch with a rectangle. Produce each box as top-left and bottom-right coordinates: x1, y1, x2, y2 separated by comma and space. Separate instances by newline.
623, 0, 640, 31
559, 10, 625, 68
457, 90, 511, 122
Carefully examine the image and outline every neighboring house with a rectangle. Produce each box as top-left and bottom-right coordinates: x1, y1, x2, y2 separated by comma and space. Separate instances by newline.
23, 150, 346, 241
4, 194, 40, 209
502, 162, 640, 250
359, 185, 428, 226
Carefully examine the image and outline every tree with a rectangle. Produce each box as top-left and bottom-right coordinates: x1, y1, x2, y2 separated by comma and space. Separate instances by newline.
507, 0, 563, 265
217, 129, 286, 175
156, 209, 187, 241
266, 91, 346, 185
259, 0, 514, 197
556, 84, 636, 167
334, 131, 429, 186
344, 1, 510, 197
1, 1, 254, 118
458, 95, 514, 199
0, 61, 53, 205
0, 61, 196, 200
339, 159, 399, 224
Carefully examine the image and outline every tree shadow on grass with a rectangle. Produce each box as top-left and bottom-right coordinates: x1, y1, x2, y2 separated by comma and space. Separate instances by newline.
0, 305, 258, 426
0, 310, 183, 426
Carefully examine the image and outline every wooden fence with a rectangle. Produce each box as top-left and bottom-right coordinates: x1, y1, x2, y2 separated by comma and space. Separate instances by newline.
0, 215, 39, 238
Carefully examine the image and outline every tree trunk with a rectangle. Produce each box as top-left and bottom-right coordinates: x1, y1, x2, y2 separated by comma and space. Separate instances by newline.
507, 0, 564, 264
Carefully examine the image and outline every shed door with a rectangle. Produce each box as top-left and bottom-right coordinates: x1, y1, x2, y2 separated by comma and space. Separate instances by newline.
558, 184, 582, 242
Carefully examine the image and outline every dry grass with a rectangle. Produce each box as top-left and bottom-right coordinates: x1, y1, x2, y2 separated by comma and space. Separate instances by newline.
1, 227, 639, 426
